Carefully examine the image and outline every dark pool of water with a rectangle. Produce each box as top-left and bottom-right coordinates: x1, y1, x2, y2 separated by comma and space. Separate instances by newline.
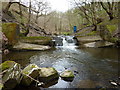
3, 47, 119, 88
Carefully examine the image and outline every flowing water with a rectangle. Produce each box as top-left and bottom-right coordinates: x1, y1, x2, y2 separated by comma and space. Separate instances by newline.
2, 36, 119, 88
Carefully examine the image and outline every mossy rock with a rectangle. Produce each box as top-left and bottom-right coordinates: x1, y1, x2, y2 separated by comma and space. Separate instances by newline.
39, 67, 59, 83
21, 64, 40, 86
60, 70, 74, 82
0, 83, 3, 90
2, 23, 19, 46
20, 36, 52, 45
0, 61, 16, 71
83, 41, 114, 48
86, 31, 98, 36
13, 42, 51, 51
0, 61, 22, 90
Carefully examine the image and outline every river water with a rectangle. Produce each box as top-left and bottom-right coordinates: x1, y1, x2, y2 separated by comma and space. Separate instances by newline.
2, 36, 119, 88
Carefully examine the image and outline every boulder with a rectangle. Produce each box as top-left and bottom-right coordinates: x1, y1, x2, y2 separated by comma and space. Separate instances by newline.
52, 36, 63, 46
0, 83, 3, 90
21, 64, 40, 86
39, 67, 59, 83
76, 36, 102, 44
60, 70, 74, 82
20, 36, 52, 46
2, 23, 19, 46
0, 61, 21, 90
83, 41, 114, 48
83, 42, 96, 48
13, 42, 51, 51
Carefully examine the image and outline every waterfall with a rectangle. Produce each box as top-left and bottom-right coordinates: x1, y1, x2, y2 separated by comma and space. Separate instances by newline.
58, 36, 77, 49
53, 35, 78, 49
62, 37, 69, 46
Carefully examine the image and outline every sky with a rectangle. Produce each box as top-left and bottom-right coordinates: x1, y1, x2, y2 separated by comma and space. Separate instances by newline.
9, 0, 73, 12
47, 0, 71, 12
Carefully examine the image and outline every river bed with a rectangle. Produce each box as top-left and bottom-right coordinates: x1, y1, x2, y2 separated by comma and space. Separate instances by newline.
2, 46, 119, 88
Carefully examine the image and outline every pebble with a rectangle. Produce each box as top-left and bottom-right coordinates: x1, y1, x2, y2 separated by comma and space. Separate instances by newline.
38, 82, 44, 86
96, 74, 100, 76
110, 82, 117, 86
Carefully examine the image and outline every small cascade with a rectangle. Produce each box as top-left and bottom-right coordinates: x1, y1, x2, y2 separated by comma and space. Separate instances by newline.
53, 36, 78, 49
62, 37, 69, 46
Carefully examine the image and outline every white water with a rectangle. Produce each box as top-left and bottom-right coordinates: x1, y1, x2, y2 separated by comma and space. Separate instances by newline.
56, 36, 77, 49
62, 37, 69, 46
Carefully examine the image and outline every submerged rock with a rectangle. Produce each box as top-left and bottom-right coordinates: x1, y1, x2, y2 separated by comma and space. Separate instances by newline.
39, 67, 59, 83
13, 42, 51, 51
21, 64, 40, 86
77, 79, 96, 88
52, 36, 63, 46
0, 61, 21, 90
60, 70, 74, 82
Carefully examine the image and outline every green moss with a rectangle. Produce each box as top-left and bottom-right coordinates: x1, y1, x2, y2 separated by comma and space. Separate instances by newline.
86, 31, 97, 36
0, 83, 3, 89
20, 36, 52, 45
39, 67, 59, 82
20, 36, 51, 40
40, 67, 58, 77
61, 32, 71, 35
21, 64, 40, 86
0, 61, 16, 71
60, 70, 74, 78
22, 64, 40, 75
98, 18, 118, 25
2, 23, 19, 45
110, 37, 119, 43
106, 25, 117, 34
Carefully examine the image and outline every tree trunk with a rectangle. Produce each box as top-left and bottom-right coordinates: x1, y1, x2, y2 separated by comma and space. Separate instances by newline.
19, 0, 23, 23
100, 2, 114, 20
93, 24, 97, 31
55, 24, 57, 32
35, 6, 41, 24
25, 0, 31, 36
35, 12, 39, 24
108, 12, 114, 20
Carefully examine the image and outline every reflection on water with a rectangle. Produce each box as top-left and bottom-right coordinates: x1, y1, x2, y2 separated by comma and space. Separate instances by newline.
2, 47, 119, 88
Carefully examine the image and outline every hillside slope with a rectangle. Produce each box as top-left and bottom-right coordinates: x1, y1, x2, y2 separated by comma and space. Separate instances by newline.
75, 18, 120, 46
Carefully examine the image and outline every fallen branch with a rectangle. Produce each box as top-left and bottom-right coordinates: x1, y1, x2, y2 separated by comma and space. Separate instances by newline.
22, 73, 44, 86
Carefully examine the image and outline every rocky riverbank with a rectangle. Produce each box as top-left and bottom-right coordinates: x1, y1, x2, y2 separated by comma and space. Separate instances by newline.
13, 42, 51, 51
76, 36, 115, 48
0, 61, 74, 89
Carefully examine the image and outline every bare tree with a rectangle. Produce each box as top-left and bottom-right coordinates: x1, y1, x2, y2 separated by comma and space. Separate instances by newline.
19, 0, 23, 24
3, 0, 14, 13
34, 0, 50, 24
24, 0, 31, 36
73, 0, 101, 31
100, 2, 116, 20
